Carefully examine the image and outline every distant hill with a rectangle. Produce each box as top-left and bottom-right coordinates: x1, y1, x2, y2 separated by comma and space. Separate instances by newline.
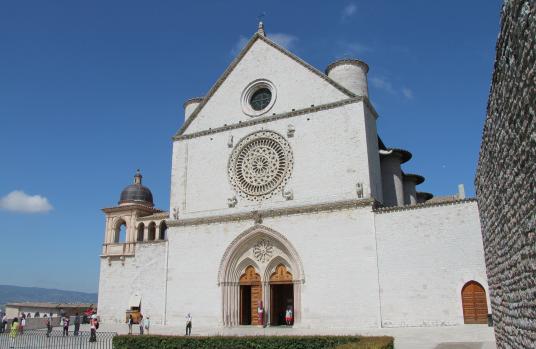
0, 285, 97, 310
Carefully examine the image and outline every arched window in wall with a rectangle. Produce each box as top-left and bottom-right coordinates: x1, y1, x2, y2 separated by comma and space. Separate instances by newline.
114, 219, 127, 243
148, 222, 156, 241
137, 223, 145, 242
159, 221, 167, 240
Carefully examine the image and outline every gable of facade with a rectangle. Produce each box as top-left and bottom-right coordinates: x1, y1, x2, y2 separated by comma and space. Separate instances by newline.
178, 34, 354, 136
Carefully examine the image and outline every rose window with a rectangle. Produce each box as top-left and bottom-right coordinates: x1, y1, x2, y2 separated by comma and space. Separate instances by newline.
228, 131, 293, 201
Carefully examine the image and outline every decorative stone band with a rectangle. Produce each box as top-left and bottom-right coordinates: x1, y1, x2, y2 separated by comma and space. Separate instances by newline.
168, 198, 376, 227
101, 204, 162, 214
374, 197, 477, 214
173, 96, 378, 141
136, 212, 169, 221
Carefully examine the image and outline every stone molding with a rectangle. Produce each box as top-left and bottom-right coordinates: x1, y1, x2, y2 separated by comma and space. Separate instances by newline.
101, 204, 162, 214
137, 212, 169, 221
168, 198, 375, 227
174, 33, 380, 137
217, 224, 306, 285
373, 198, 477, 214
173, 97, 377, 141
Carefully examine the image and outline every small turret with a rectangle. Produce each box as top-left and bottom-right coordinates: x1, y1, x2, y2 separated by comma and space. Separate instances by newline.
325, 59, 369, 98
183, 97, 204, 121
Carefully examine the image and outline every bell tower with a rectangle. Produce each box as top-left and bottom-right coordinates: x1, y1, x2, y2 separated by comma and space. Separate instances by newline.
101, 170, 161, 259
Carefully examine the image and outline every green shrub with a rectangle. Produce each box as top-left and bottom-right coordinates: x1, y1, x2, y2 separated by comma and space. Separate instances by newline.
112, 335, 394, 349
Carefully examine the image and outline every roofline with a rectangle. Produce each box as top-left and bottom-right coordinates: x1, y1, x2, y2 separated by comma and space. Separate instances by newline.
403, 173, 425, 184
102, 205, 163, 214
374, 198, 477, 213
325, 59, 369, 75
183, 97, 204, 109
174, 32, 362, 137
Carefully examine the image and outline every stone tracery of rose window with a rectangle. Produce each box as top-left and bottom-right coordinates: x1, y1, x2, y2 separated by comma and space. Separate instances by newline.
228, 131, 293, 201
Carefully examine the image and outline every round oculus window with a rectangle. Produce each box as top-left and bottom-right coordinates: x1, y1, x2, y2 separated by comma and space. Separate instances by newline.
250, 88, 272, 111
228, 131, 293, 201
241, 80, 277, 117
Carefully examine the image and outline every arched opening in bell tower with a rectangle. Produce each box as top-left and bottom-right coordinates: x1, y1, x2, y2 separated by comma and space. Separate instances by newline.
114, 219, 127, 243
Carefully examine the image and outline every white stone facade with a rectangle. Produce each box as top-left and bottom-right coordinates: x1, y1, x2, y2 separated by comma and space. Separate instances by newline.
97, 27, 489, 330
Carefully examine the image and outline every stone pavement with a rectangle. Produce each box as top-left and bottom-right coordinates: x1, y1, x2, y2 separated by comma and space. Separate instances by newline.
94, 323, 496, 349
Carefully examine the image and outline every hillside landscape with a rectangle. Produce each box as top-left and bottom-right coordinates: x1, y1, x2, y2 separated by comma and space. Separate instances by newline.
0, 285, 97, 311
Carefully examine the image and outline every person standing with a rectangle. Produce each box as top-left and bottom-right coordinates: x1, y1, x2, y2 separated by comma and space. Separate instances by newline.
0, 313, 7, 333
19, 315, 25, 335
143, 316, 150, 335
89, 314, 97, 342
138, 314, 144, 335
45, 315, 52, 337
127, 314, 133, 334
185, 313, 192, 336
285, 306, 293, 326
9, 318, 19, 348
74, 313, 81, 336
62, 316, 70, 336
257, 301, 264, 326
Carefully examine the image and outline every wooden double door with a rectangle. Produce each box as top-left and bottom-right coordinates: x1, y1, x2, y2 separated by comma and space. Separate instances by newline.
239, 266, 262, 325
462, 281, 488, 324
239, 264, 295, 326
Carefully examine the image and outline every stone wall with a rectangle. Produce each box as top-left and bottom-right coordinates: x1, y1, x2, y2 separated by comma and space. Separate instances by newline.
475, 1, 535, 348
374, 200, 489, 327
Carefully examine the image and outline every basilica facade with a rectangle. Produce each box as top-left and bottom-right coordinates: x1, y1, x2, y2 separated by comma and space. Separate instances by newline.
98, 24, 490, 330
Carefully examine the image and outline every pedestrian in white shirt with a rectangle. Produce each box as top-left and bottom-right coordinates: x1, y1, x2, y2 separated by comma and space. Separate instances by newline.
185, 313, 192, 336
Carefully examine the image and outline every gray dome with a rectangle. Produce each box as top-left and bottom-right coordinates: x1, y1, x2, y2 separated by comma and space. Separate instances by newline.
118, 170, 154, 206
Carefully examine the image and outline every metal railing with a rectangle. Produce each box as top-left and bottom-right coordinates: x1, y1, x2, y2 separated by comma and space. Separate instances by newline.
0, 329, 116, 348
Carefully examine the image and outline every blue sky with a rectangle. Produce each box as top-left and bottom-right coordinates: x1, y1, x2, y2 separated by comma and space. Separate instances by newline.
0, 0, 502, 293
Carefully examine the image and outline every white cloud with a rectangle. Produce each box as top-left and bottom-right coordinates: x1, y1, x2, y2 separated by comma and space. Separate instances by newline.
230, 35, 249, 56
402, 87, 414, 99
268, 33, 298, 50
370, 77, 414, 99
0, 190, 53, 213
342, 3, 357, 20
370, 76, 396, 94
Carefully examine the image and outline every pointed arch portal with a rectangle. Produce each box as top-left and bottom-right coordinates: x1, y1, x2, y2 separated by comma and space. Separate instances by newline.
218, 225, 304, 327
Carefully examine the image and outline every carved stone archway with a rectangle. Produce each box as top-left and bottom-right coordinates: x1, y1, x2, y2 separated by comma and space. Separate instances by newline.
218, 225, 304, 326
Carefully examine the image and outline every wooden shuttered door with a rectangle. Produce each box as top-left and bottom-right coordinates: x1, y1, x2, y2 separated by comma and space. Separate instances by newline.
462, 281, 488, 324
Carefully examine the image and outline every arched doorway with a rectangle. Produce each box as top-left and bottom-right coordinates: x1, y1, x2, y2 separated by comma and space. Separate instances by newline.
218, 225, 304, 327
462, 281, 488, 324
239, 266, 262, 325
270, 264, 293, 326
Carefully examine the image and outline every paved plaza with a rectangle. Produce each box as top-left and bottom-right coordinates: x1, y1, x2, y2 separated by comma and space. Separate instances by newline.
0, 324, 496, 348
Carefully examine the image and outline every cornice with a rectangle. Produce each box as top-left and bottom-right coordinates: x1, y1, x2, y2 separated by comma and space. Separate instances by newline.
168, 198, 375, 227
173, 97, 363, 141
373, 198, 477, 214
137, 212, 170, 221
101, 205, 163, 214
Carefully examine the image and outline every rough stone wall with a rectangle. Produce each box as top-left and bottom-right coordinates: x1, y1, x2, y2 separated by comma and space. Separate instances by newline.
475, 1, 536, 348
